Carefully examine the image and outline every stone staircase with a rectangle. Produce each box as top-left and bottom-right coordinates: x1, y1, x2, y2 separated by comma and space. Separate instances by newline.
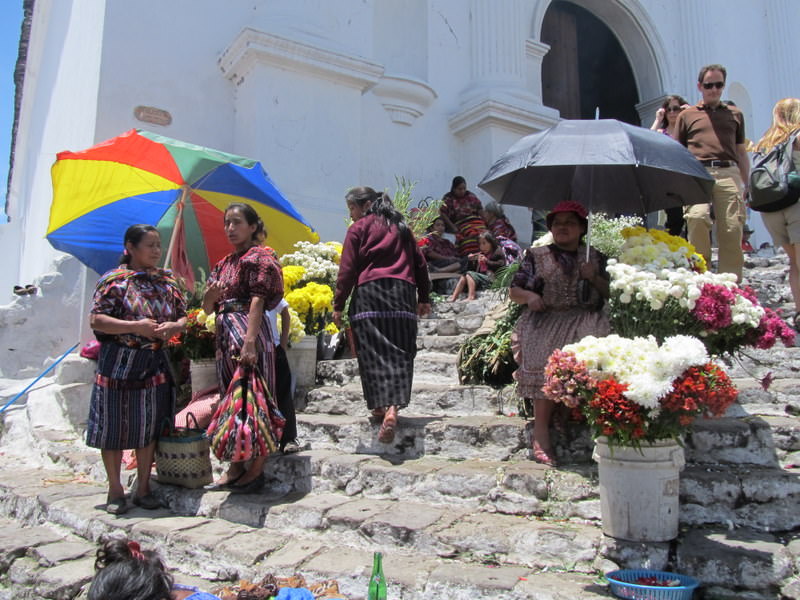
0, 253, 800, 599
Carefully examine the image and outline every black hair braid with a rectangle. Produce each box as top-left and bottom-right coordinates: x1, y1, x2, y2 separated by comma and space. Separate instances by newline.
367, 191, 413, 244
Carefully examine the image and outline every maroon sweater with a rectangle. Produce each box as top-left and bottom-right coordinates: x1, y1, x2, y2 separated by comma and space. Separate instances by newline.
334, 214, 431, 311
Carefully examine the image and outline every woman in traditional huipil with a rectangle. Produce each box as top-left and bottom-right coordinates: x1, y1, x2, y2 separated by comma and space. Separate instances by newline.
420, 216, 462, 273
203, 203, 284, 493
509, 201, 610, 466
88, 224, 187, 514
439, 176, 486, 257
481, 201, 518, 242
333, 187, 431, 444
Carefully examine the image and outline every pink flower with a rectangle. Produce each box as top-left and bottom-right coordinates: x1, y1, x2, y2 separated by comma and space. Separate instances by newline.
691, 284, 734, 330
748, 307, 796, 350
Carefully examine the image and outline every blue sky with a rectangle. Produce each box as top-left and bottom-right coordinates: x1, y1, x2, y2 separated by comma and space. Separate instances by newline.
1, 2, 24, 222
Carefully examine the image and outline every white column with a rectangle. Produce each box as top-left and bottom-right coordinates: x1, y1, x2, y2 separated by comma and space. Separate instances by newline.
679, 0, 709, 99
469, 0, 527, 88
765, 0, 794, 98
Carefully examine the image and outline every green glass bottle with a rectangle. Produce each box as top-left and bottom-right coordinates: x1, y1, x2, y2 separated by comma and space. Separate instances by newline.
367, 551, 387, 600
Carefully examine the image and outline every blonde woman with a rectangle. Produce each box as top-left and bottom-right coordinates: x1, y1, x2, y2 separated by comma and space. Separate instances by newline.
753, 98, 800, 330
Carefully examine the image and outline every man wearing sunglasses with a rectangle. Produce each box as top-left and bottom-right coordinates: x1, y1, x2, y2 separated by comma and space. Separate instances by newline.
675, 63, 749, 281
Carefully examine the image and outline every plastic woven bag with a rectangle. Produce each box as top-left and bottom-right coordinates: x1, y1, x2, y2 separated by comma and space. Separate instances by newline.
155, 412, 213, 488
206, 365, 285, 462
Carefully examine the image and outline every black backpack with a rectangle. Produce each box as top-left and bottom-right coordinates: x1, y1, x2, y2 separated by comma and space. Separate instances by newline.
749, 130, 800, 212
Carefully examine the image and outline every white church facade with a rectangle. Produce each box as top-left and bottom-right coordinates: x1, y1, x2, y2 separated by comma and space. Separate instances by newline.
2, 0, 799, 372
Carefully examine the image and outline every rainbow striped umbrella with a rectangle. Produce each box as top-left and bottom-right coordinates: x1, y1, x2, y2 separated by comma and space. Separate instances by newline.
47, 129, 318, 285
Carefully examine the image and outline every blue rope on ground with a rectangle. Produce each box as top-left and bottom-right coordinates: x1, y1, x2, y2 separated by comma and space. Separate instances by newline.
0, 343, 80, 414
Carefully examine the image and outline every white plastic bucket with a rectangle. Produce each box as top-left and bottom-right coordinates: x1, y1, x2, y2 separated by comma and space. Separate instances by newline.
593, 437, 685, 542
286, 335, 318, 389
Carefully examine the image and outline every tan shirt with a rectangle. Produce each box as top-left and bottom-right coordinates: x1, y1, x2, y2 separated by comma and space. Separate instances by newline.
676, 102, 745, 162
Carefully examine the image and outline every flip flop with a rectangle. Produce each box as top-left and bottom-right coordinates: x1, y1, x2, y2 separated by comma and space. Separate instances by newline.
531, 442, 558, 466
105, 496, 129, 515
378, 415, 397, 444
203, 471, 244, 491
229, 473, 265, 495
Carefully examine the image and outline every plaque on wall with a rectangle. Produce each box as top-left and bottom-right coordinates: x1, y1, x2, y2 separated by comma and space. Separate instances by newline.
134, 106, 172, 126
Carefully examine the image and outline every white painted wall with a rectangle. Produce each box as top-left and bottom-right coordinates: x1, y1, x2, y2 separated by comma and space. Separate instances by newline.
3, 0, 105, 300
4, 0, 800, 370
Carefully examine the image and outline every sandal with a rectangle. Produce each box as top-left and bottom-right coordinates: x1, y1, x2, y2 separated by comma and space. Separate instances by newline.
378, 415, 397, 444
105, 496, 129, 515
369, 408, 386, 423
531, 442, 558, 466
203, 471, 244, 491
229, 473, 265, 495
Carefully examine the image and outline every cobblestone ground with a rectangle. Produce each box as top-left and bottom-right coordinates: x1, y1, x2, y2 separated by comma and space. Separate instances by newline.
0, 250, 799, 599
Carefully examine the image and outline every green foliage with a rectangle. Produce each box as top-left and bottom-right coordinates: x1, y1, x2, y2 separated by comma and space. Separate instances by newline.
391, 176, 442, 239
457, 301, 523, 387
490, 262, 521, 298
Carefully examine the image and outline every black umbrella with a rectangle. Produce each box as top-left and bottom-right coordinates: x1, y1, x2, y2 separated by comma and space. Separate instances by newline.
478, 119, 714, 215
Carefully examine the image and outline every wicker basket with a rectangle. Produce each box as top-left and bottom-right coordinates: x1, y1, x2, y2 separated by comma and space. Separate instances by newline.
155, 413, 213, 489
606, 570, 699, 600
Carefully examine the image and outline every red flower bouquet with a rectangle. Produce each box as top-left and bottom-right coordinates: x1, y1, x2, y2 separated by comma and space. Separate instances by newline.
543, 335, 739, 448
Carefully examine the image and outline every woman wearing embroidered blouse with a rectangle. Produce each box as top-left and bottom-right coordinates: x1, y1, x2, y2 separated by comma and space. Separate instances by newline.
481, 201, 517, 242
509, 201, 610, 466
88, 224, 187, 515
440, 176, 487, 257
202, 202, 284, 493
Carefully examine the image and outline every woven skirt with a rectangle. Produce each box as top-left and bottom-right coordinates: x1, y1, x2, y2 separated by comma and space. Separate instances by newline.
86, 343, 174, 450
349, 278, 418, 410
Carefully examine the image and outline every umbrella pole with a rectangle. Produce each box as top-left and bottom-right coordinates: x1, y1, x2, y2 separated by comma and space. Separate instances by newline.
164, 186, 189, 270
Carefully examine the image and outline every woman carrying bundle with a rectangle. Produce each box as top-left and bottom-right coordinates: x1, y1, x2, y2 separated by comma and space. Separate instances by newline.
203, 202, 285, 494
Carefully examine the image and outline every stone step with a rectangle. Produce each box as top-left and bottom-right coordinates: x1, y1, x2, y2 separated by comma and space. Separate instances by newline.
681, 464, 800, 532
0, 466, 614, 599
429, 294, 505, 319
416, 334, 468, 354
35, 426, 800, 536
296, 413, 530, 461
0, 464, 795, 599
295, 411, 793, 468
316, 352, 460, 386
417, 313, 486, 336
302, 382, 509, 418
722, 346, 800, 381
685, 414, 798, 466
